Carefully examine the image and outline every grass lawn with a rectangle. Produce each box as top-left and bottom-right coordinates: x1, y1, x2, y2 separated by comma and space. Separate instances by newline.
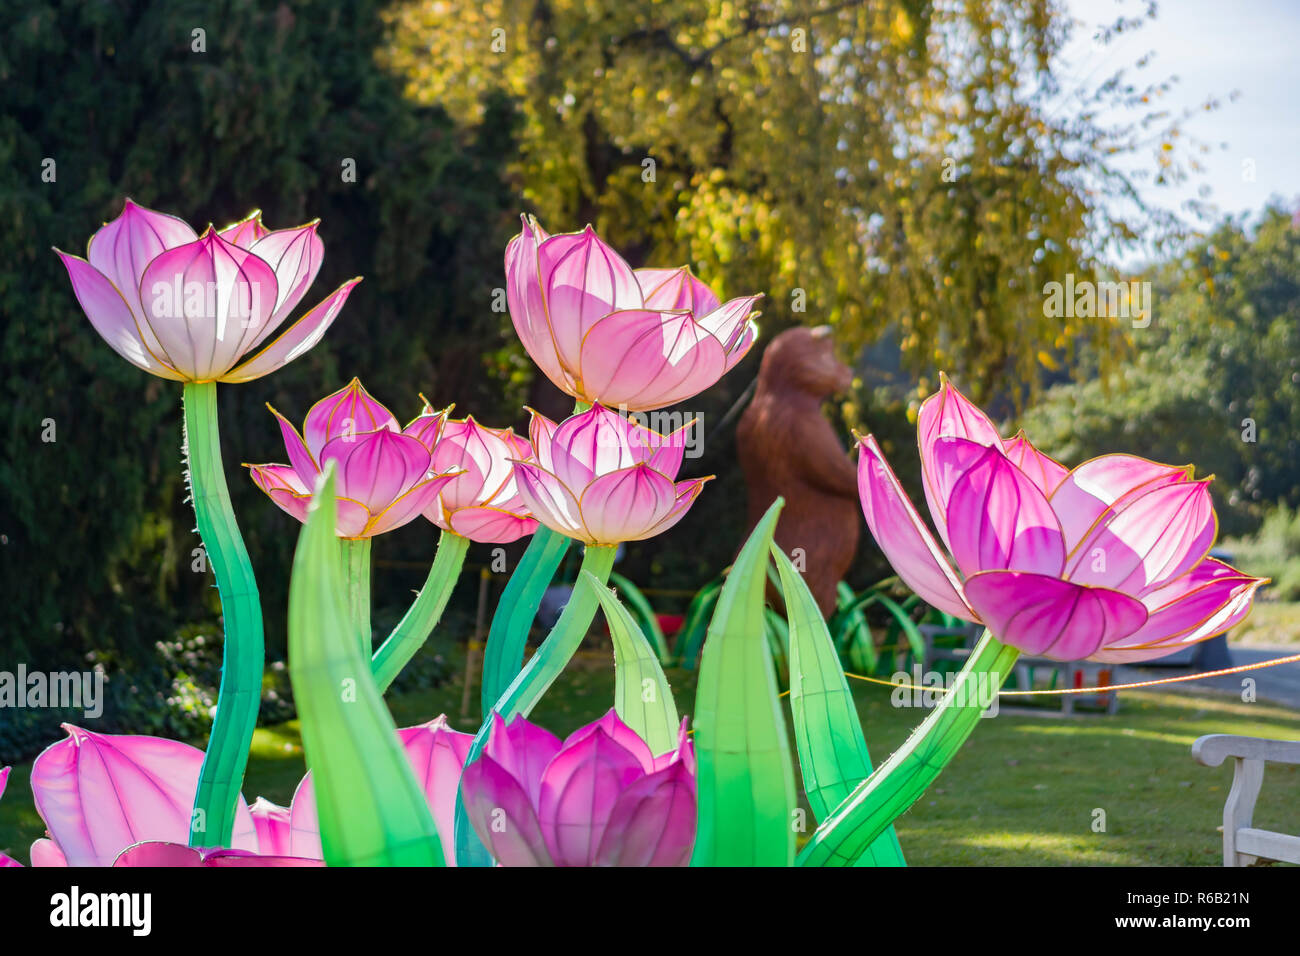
2, 644, 1297, 866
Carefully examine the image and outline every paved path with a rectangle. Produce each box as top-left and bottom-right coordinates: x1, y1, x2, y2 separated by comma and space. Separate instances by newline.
1113, 645, 1300, 710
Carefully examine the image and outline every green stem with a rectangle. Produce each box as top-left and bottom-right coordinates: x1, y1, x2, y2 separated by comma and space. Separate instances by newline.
454, 543, 618, 866
479, 526, 571, 717
796, 629, 1018, 867
370, 530, 470, 693
182, 381, 264, 848
485, 543, 617, 719
342, 538, 372, 656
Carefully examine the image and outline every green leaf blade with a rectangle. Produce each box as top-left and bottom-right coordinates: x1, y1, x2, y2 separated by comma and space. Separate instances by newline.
288, 465, 444, 867
771, 543, 906, 867
690, 499, 796, 867
583, 571, 679, 755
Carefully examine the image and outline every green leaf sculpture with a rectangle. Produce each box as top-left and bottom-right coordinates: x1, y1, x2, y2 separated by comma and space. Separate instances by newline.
690, 499, 797, 866
583, 571, 679, 756
770, 543, 905, 867
286, 463, 445, 866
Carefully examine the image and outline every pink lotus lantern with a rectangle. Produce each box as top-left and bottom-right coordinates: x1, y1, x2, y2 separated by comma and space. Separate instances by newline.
55, 200, 359, 383
405, 411, 539, 543
856, 375, 1265, 662
505, 216, 761, 410
513, 404, 708, 545
460, 710, 696, 866
248, 379, 460, 538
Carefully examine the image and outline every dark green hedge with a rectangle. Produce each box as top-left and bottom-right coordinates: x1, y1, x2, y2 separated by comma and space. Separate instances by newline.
0, 0, 522, 717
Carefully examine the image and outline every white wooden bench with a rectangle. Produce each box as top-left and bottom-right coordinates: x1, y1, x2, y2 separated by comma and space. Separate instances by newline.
1192, 734, 1300, 866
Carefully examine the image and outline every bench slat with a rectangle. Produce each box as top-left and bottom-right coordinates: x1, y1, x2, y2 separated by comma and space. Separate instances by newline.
1236, 828, 1300, 865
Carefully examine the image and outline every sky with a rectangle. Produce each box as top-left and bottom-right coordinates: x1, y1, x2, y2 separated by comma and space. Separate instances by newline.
1060, 0, 1300, 260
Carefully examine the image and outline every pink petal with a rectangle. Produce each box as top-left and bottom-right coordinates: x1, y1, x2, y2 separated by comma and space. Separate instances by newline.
635, 266, 722, 314
364, 473, 458, 537
249, 797, 293, 857
113, 842, 204, 867
86, 198, 198, 322
30, 726, 257, 867
318, 429, 432, 514
403, 406, 449, 452
594, 759, 696, 866
217, 210, 269, 249
446, 506, 539, 543
538, 726, 647, 866
578, 463, 678, 545
248, 221, 324, 331
856, 435, 973, 620
527, 408, 561, 472
561, 710, 656, 774
268, 405, 320, 478
942, 441, 1066, 578
537, 225, 643, 373
1066, 479, 1217, 595
506, 215, 569, 392
547, 404, 628, 488
139, 230, 280, 380
1100, 559, 1264, 650
0, 854, 21, 868
696, 294, 763, 357
577, 309, 730, 411
461, 754, 554, 866
30, 839, 67, 867
55, 250, 186, 380
248, 464, 313, 525
303, 378, 399, 460
917, 376, 1004, 547
1001, 432, 1069, 497
484, 712, 564, 807
635, 476, 711, 540
512, 462, 588, 540
1049, 454, 1192, 552
430, 418, 522, 512
964, 571, 1148, 660
398, 715, 473, 866
1091, 576, 1263, 663
220, 277, 361, 383
288, 774, 322, 860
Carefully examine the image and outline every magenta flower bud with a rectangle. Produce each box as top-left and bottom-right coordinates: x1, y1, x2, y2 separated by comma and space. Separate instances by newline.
461, 710, 696, 867
406, 413, 539, 543
505, 215, 761, 410
247, 380, 459, 538
856, 375, 1266, 662
512, 404, 709, 545
54, 199, 360, 382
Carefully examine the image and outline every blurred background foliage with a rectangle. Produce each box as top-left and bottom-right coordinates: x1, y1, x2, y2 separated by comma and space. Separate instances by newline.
2, 0, 1297, 759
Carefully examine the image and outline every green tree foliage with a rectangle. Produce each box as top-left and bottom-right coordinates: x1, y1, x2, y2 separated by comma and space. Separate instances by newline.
0, 0, 520, 673
380, 0, 1198, 402
1021, 205, 1300, 536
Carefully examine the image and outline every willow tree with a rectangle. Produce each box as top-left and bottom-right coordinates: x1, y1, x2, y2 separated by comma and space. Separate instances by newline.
380, 0, 1196, 403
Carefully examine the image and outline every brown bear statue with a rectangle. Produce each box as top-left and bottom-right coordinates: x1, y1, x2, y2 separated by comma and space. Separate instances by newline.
736, 325, 858, 618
